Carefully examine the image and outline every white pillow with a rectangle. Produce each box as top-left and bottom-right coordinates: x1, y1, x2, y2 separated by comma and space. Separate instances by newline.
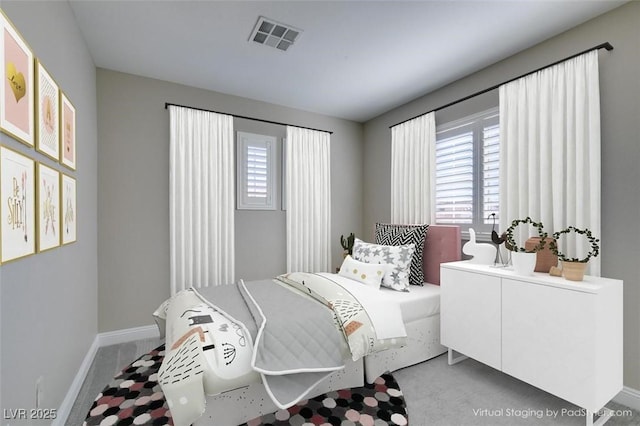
352, 238, 414, 292
338, 255, 386, 289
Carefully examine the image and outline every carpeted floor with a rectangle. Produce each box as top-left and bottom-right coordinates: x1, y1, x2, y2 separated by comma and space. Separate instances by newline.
393, 354, 640, 426
83, 344, 408, 426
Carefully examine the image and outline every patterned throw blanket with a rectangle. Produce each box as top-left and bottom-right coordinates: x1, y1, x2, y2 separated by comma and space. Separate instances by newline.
153, 273, 406, 426
278, 272, 407, 359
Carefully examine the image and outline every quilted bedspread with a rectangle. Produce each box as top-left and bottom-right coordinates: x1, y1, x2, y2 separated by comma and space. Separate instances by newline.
153, 274, 406, 426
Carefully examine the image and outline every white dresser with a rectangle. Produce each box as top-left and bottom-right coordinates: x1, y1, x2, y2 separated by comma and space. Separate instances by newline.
440, 261, 623, 426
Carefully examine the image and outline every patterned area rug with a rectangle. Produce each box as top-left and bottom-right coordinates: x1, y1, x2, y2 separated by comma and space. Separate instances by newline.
84, 344, 408, 426
241, 374, 408, 426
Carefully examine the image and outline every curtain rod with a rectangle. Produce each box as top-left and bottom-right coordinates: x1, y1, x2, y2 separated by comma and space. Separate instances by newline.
164, 102, 333, 134
390, 42, 614, 129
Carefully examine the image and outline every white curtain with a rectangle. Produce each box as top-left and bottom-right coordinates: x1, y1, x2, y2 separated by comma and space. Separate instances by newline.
169, 105, 235, 294
285, 126, 331, 273
499, 50, 601, 275
391, 112, 437, 224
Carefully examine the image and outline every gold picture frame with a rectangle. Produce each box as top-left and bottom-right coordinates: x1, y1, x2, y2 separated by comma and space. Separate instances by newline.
0, 145, 35, 263
36, 162, 60, 252
0, 10, 35, 147
35, 60, 60, 160
61, 172, 76, 245
60, 92, 76, 170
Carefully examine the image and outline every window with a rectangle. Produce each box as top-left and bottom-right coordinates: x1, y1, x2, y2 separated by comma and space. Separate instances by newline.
237, 132, 277, 210
435, 109, 499, 233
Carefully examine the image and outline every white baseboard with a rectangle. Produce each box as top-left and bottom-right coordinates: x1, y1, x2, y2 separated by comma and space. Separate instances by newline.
613, 386, 640, 412
55, 325, 160, 426
97, 324, 160, 347
53, 335, 100, 426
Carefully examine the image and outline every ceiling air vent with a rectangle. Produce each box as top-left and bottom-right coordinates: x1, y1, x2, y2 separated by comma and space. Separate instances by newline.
249, 16, 301, 52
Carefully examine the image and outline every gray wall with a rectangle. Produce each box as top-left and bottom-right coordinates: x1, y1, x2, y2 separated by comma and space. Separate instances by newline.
0, 1, 98, 420
363, 2, 640, 388
97, 69, 363, 332
234, 119, 287, 280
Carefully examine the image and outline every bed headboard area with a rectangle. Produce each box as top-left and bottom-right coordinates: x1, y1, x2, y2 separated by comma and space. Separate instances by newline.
423, 225, 462, 285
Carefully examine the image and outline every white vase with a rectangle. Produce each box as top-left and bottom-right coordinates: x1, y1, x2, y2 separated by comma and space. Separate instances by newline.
511, 251, 537, 276
463, 228, 497, 265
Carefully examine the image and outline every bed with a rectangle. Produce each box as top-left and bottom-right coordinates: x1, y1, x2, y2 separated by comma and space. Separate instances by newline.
155, 224, 461, 426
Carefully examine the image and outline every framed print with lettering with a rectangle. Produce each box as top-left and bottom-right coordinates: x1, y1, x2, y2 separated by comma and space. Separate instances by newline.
35, 60, 60, 160
1, 146, 35, 263
0, 10, 34, 146
36, 162, 60, 252
60, 92, 76, 170
61, 173, 76, 245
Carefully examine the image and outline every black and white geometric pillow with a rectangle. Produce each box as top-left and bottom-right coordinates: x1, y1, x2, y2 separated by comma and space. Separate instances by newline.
375, 223, 429, 286
352, 238, 414, 292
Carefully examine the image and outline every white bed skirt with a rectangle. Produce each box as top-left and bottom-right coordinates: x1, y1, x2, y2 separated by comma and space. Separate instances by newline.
364, 314, 446, 383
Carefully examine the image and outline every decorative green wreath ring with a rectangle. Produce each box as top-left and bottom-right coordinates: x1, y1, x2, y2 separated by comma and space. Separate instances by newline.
549, 226, 600, 263
505, 217, 547, 252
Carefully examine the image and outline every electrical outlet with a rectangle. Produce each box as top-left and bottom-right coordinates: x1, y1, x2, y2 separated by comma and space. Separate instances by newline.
35, 376, 44, 409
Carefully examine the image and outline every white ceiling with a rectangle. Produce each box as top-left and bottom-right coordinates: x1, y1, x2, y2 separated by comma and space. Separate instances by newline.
68, 0, 626, 123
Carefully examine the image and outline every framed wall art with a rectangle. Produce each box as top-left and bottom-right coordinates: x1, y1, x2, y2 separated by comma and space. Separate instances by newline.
36, 162, 60, 252
0, 145, 35, 263
0, 10, 34, 146
61, 173, 76, 245
60, 92, 76, 170
35, 60, 60, 160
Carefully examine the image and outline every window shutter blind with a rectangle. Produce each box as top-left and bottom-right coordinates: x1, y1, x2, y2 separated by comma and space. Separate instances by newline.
435, 109, 499, 230
246, 144, 269, 199
435, 130, 474, 224
482, 123, 500, 223
237, 132, 276, 210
